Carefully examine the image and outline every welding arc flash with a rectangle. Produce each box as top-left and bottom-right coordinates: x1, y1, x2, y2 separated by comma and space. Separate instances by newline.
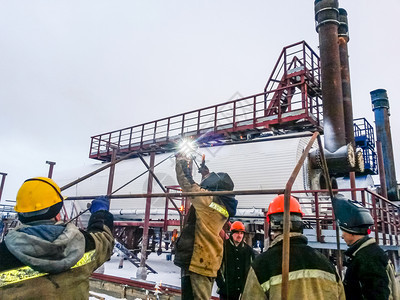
178, 139, 198, 157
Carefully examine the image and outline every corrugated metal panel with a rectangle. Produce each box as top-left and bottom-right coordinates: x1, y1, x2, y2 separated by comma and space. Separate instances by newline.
55, 135, 315, 216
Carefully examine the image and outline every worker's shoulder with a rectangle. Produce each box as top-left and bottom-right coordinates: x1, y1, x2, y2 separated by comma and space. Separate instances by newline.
355, 241, 388, 263
251, 248, 283, 281
252, 247, 276, 266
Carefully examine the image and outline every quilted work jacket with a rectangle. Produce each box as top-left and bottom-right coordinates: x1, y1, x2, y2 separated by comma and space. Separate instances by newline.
174, 158, 237, 277
0, 210, 114, 300
241, 233, 345, 300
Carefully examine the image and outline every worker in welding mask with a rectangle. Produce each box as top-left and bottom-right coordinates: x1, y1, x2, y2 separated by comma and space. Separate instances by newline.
174, 154, 238, 300
333, 194, 400, 300
0, 177, 114, 299
242, 194, 345, 300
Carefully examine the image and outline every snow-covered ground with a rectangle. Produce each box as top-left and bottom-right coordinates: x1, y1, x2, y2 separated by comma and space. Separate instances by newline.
104, 251, 181, 287
92, 250, 219, 299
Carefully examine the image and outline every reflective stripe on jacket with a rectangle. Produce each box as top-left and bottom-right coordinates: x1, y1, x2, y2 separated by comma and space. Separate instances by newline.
0, 211, 114, 300
241, 233, 345, 300
174, 159, 228, 277
0, 250, 96, 288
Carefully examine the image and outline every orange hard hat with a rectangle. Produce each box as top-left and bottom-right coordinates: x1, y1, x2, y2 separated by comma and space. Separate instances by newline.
266, 194, 304, 222
230, 221, 245, 232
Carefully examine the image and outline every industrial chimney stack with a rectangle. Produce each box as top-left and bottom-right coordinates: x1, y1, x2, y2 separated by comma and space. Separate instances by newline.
370, 89, 399, 201
314, 0, 346, 153
313, 0, 356, 174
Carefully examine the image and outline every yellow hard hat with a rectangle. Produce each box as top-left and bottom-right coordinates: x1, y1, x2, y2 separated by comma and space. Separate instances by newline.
15, 177, 64, 213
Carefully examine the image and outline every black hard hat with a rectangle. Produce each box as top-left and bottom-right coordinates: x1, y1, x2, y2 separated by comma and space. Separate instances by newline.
332, 194, 374, 235
200, 172, 234, 191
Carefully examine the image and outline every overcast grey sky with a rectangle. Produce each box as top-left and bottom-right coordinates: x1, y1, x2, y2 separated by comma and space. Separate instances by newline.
1, 0, 399, 202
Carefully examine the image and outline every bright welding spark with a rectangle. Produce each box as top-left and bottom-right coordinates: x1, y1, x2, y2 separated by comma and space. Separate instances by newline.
177, 138, 198, 158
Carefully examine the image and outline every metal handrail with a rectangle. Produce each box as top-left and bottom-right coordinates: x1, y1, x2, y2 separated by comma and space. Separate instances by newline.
90, 89, 322, 158
289, 188, 400, 247
89, 41, 323, 160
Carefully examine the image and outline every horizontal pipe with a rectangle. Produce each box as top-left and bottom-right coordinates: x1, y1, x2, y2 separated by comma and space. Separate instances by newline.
65, 187, 379, 201
114, 220, 181, 227
64, 188, 286, 201
110, 209, 265, 218
309, 144, 355, 172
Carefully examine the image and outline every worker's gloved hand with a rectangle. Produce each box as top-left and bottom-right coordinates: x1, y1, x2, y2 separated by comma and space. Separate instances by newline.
198, 164, 209, 177
89, 196, 110, 213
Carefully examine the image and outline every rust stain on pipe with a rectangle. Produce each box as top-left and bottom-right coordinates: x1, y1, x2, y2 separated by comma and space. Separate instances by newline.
315, 0, 346, 153
281, 131, 320, 300
338, 8, 355, 148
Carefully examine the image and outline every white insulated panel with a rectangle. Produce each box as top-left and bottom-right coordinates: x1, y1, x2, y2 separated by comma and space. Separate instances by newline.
55, 135, 314, 218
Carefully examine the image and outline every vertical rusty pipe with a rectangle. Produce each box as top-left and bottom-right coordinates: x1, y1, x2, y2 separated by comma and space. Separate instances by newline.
338, 8, 355, 147
137, 153, 181, 214
46, 161, 56, 178
282, 191, 292, 300
107, 148, 118, 196
350, 172, 357, 200
370, 89, 398, 200
315, 0, 346, 152
138, 151, 156, 280
163, 195, 169, 232
379, 196, 387, 245
338, 8, 359, 188
376, 141, 388, 199
317, 135, 342, 277
371, 195, 380, 243
315, 193, 321, 242
263, 208, 269, 243
361, 190, 366, 206
282, 132, 320, 299
0, 173, 7, 202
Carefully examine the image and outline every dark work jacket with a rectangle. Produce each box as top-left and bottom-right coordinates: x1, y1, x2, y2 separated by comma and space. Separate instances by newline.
343, 236, 399, 300
216, 235, 255, 300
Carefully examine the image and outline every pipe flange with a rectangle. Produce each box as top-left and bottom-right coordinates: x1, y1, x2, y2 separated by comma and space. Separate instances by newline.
314, 149, 323, 169
315, 6, 340, 31
356, 150, 365, 173
316, 19, 340, 31
315, 7, 340, 18
346, 143, 356, 169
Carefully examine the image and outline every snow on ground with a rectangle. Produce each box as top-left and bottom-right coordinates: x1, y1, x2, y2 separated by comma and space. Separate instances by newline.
89, 291, 125, 300
103, 251, 181, 287
98, 251, 219, 299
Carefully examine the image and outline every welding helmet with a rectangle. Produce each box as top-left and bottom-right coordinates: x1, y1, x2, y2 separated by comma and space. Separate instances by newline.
267, 194, 304, 232
230, 221, 245, 232
200, 172, 234, 191
332, 194, 374, 235
15, 177, 64, 223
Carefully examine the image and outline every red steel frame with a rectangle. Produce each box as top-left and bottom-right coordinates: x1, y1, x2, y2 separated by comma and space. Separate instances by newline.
89, 41, 323, 161
286, 188, 400, 247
